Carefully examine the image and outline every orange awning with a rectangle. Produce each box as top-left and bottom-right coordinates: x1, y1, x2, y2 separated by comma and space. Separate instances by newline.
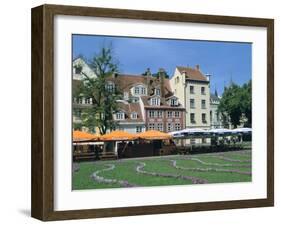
73, 130, 100, 142
100, 130, 137, 141
138, 130, 172, 140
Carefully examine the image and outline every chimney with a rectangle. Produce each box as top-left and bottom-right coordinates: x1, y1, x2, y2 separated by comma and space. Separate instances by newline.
158, 68, 166, 98
195, 65, 200, 70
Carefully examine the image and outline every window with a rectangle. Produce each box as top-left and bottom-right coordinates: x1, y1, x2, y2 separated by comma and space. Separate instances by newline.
85, 98, 91, 104
141, 87, 146, 95
116, 112, 124, 120
149, 110, 155, 118
175, 123, 181, 131
201, 87, 206, 95
190, 86, 194, 94
201, 100, 206, 109
155, 88, 160, 96
170, 98, 178, 106
148, 123, 155, 130
167, 123, 173, 132
151, 97, 160, 106
135, 87, 140, 95
78, 98, 83, 104
131, 112, 138, 119
190, 113, 195, 123
175, 76, 179, 84
202, 113, 207, 123
174, 111, 180, 118
136, 126, 142, 133
167, 111, 173, 118
106, 82, 114, 92
157, 111, 163, 118
202, 138, 207, 143
74, 66, 82, 74
124, 92, 129, 100
190, 99, 195, 108
157, 123, 163, 131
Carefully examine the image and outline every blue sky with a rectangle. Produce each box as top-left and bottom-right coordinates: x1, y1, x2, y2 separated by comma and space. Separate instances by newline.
72, 34, 252, 95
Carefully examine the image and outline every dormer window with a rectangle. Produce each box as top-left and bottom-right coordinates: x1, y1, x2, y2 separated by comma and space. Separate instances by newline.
134, 85, 146, 96
115, 112, 124, 120
131, 112, 138, 119
141, 87, 146, 95
106, 82, 115, 92
150, 97, 160, 106
155, 88, 160, 96
135, 87, 140, 95
170, 98, 178, 106
124, 92, 129, 100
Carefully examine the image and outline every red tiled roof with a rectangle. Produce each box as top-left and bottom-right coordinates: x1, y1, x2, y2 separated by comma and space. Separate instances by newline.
176, 66, 208, 82
116, 101, 144, 122
107, 74, 173, 97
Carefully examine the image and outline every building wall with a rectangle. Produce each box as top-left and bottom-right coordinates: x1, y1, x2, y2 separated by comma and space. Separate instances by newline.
170, 68, 211, 129
145, 108, 184, 132
116, 123, 146, 133
210, 102, 222, 129
72, 58, 96, 80
186, 80, 210, 128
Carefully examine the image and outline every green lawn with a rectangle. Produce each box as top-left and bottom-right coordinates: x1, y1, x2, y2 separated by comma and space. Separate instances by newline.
73, 149, 252, 190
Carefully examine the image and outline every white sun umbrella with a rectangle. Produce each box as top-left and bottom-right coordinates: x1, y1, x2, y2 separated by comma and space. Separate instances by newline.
232, 127, 252, 133
209, 128, 233, 135
180, 128, 210, 136
169, 131, 184, 138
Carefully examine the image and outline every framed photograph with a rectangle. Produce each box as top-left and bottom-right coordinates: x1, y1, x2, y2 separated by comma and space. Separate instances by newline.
31, 4, 274, 221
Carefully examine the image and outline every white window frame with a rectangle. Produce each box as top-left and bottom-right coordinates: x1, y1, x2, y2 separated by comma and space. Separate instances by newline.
148, 123, 155, 130
167, 122, 173, 132
106, 82, 115, 92
167, 111, 173, 118
148, 110, 155, 118
141, 87, 146, 95
190, 99, 195, 109
157, 123, 163, 131
201, 86, 206, 95
170, 98, 178, 106
175, 123, 181, 131
155, 88, 160, 96
190, 113, 196, 123
201, 99, 206, 109
190, 85, 195, 94
157, 111, 163, 118
202, 113, 207, 123
116, 112, 125, 120
131, 112, 138, 119
174, 111, 180, 118
150, 97, 160, 106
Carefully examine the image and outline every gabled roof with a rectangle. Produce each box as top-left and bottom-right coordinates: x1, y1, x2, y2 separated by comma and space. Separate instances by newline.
107, 73, 173, 98
116, 101, 144, 123
176, 66, 208, 82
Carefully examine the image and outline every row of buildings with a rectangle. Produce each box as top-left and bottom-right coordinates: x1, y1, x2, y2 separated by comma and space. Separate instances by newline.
72, 57, 222, 134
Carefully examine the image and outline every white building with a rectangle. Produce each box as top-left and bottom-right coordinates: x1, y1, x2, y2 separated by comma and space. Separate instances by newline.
170, 65, 211, 129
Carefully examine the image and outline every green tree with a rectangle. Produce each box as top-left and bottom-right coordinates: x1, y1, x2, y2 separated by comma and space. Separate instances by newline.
218, 80, 251, 128
74, 46, 122, 134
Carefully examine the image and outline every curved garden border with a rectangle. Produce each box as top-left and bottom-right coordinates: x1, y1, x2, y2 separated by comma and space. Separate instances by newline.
136, 162, 208, 184
91, 164, 138, 187
171, 160, 251, 175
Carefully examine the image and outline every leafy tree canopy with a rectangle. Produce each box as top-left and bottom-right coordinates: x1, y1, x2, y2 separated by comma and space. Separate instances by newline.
218, 80, 251, 128
74, 45, 122, 134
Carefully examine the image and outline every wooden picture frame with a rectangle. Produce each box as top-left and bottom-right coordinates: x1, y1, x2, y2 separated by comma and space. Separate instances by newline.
31, 4, 274, 221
